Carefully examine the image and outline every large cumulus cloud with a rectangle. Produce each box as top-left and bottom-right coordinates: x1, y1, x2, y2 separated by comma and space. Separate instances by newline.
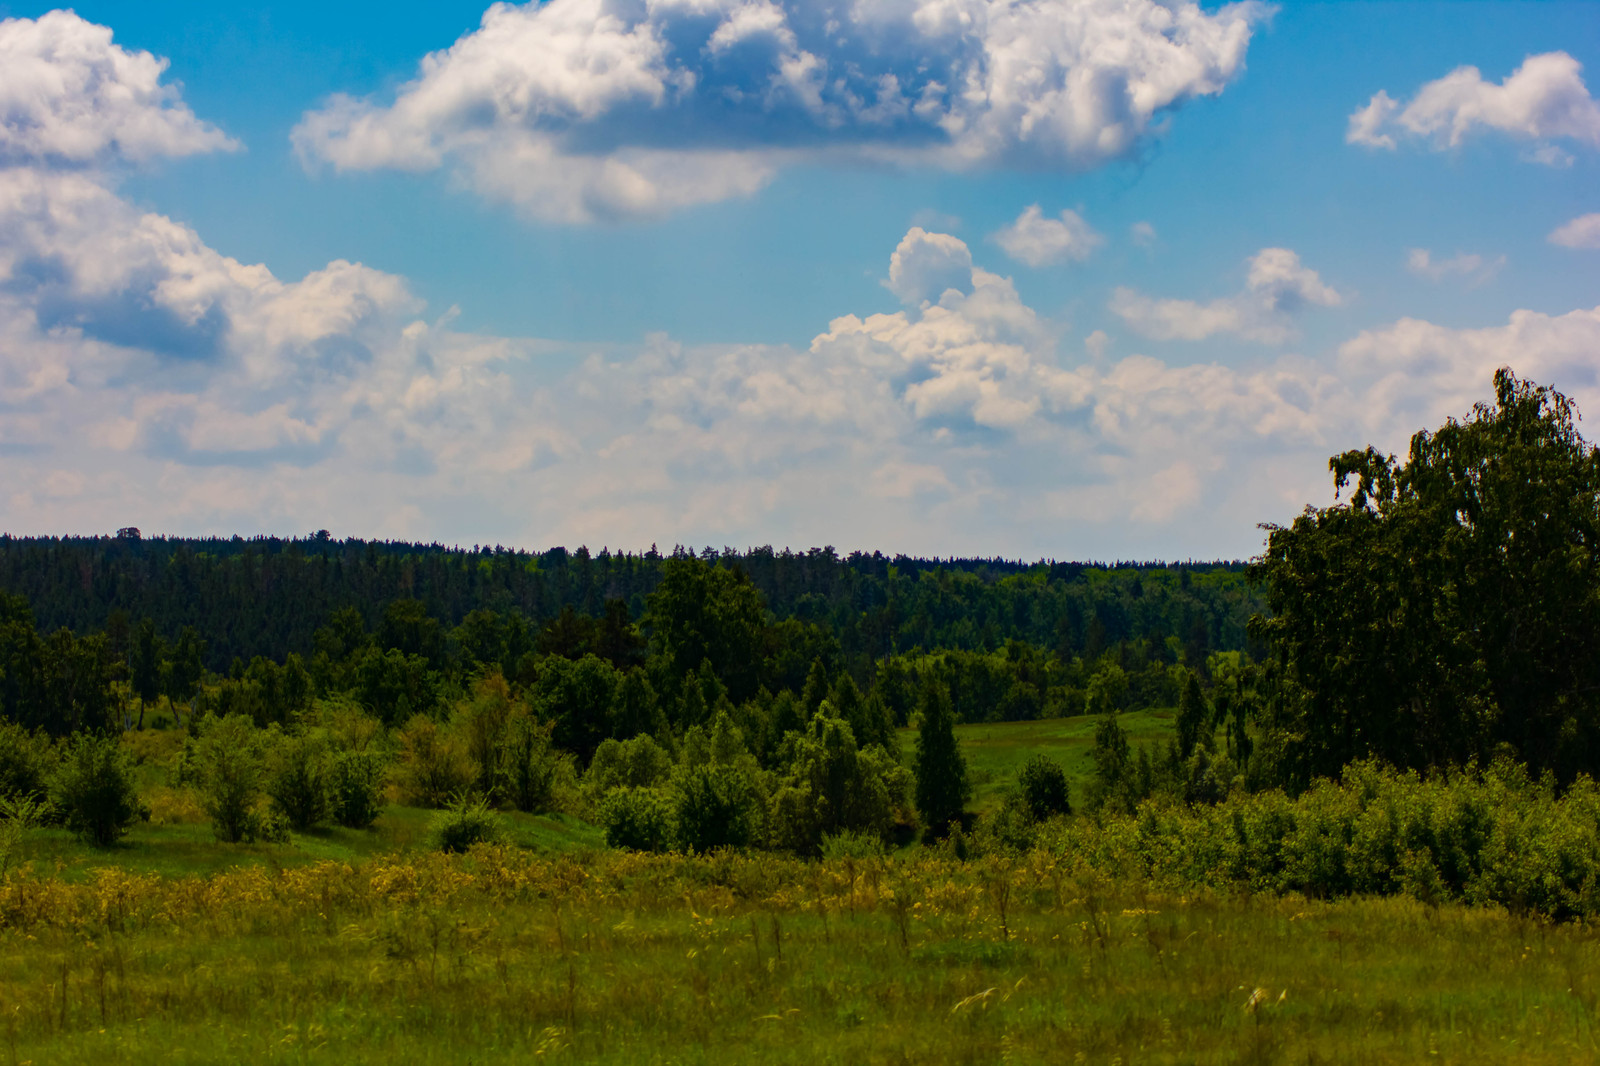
292, 0, 1271, 221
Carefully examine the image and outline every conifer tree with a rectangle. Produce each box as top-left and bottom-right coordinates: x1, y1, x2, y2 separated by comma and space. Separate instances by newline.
1176, 670, 1209, 758
914, 682, 968, 836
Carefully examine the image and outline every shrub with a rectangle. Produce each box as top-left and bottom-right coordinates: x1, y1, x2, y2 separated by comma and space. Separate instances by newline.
51, 734, 145, 846
503, 714, 567, 813
0, 722, 52, 803
1017, 755, 1071, 820
586, 735, 673, 796
600, 787, 676, 852
266, 733, 329, 831
819, 828, 885, 861
195, 715, 274, 843
674, 764, 760, 853
396, 715, 472, 808
429, 793, 501, 853
327, 750, 386, 829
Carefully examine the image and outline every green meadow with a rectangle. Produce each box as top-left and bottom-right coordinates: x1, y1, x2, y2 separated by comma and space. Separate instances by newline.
903, 710, 1179, 813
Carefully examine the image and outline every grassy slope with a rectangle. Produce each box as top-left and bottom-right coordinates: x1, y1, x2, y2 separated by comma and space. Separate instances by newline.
16, 807, 604, 883
901, 708, 1178, 812
21, 709, 1172, 880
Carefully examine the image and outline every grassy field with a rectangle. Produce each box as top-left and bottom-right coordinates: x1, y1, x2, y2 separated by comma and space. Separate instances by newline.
1, 714, 1594, 1063
901, 709, 1179, 812
1, 846, 1596, 1064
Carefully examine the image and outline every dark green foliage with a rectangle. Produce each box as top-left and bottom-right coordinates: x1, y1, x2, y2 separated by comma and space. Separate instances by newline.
1175, 670, 1208, 758
1051, 758, 1600, 921
0, 721, 52, 802
327, 750, 386, 829
600, 787, 676, 852
673, 763, 760, 853
378, 599, 445, 668
0, 536, 1261, 687
267, 733, 329, 831
50, 733, 143, 846
586, 735, 673, 794
1017, 755, 1070, 820
768, 709, 908, 854
503, 714, 565, 814
913, 682, 968, 835
1091, 709, 1132, 810
1254, 370, 1600, 787
353, 647, 439, 725
165, 626, 206, 720
533, 654, 620, 764
610, 668, 664, 740
429, 793, 501, 853
644, 557, 773, 704
129, 619, 165, 716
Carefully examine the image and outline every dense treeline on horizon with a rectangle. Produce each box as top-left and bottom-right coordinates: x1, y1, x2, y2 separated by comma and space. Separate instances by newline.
0, 535, 1262, 673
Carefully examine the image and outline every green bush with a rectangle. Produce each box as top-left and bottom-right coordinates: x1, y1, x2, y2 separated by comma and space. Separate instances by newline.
50, 733, 145, 846
1017, 754, 1070, 820
600, 786, 677, 852
396, 715, 472, 808
327, 750, 386, 829
502, 714, 567, 813
266, 733, 329, 831
0, 721, 52, 803
195, 715, 275, 843
674, 764, 759, 853
429, 793, 501, 853
1037, 757, 1600, 920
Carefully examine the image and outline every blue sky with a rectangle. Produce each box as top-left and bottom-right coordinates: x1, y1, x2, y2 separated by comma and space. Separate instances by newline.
0, 1, 1596, 558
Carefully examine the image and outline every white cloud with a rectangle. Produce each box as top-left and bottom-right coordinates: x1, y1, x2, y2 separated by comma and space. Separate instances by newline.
1110, 247, 1343, 344
7, 11, 1600, 559
1130, 221, 1157, 247
1549, 213, 1600, 249
884, 227, 975, 305
1406, 248, 1504, 284
1347, 51, 1600, 163
292, 0, 1271, 222
991, 205, 1102, 267
1337, 306, 1600, 445
0, 11, 236, 166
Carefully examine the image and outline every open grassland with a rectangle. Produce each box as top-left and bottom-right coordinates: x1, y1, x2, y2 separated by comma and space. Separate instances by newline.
901, 710, 1178, 812
0, 847, 1596, 1065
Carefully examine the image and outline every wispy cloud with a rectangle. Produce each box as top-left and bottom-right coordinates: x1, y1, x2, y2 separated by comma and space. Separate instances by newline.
1110, 248, 1344, 345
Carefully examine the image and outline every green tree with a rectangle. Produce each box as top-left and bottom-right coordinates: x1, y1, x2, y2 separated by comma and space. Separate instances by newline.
1091, 708, 1132, 809
165, 626, 207, 725
1253, 370, 1600, 786
51, 733, 144, 846
1017, 754, 1071, 820
913, 682, 968, 836
129, 619, 166, 727
1176, 670, 1210, 758
196, 715, 274, 843
534, 653, 621, 765
768, 708, 908, 854
644, 557, 766, 703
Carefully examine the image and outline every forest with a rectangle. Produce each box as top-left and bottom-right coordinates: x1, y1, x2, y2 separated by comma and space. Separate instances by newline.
0, 368, 1597, 1063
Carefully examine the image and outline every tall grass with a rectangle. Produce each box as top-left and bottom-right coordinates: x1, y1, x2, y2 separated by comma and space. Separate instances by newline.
0, 845, 1596, 1063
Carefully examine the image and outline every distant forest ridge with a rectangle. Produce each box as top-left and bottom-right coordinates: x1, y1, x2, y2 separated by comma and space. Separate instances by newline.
0, 532, 1265, 671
